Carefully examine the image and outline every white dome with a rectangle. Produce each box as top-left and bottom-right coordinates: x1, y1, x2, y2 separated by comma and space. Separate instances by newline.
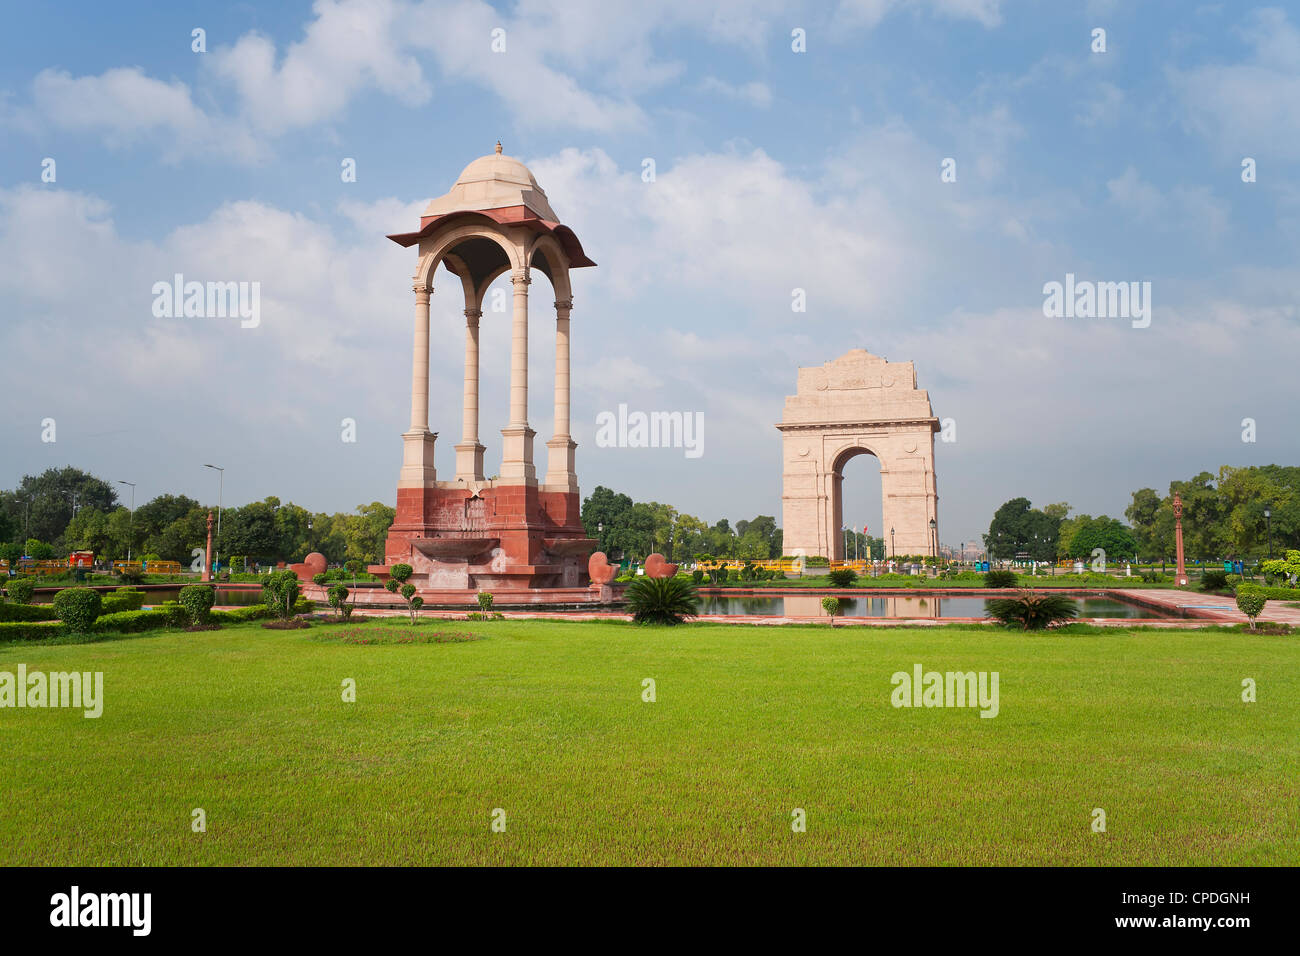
422, 144, 558, 222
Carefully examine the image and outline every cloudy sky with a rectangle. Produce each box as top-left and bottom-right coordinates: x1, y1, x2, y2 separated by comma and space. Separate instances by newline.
2, 0, 1297, 550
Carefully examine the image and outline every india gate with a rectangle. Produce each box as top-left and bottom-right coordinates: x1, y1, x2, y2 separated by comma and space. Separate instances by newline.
373, 143, 599, 597
778, 350, 941, 560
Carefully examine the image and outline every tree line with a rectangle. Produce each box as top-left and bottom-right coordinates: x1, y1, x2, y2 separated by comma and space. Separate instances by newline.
580, 486, 783, 562
0, 467, 394, 568
984, 465, 1299, 564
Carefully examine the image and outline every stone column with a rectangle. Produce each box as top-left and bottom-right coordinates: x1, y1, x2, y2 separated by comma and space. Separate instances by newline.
398, 283, 437, 487
544, 297, 578, 491
500, 269, 535, 482
454, 307, 485, 482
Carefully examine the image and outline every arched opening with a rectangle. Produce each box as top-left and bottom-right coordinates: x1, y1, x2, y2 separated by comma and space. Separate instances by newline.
831, 447, 884, 561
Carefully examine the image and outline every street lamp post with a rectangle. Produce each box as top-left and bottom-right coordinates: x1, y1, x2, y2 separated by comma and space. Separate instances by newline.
929, 517, 937, 561
1264, 507, 1272, 559
890, 526, 895, 561
117, 481, 136, 562
204, 464, 224, 576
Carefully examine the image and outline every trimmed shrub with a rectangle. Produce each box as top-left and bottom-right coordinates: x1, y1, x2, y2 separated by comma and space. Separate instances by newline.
984, 570, 1018, 588
101, 588, 146, 615
263, 570, 301, 621
986, 590, 1079, 630
327, 583, 353, 620
691, 569, 704, 584
6, 577, 36, 605
95, 609, 171, 633
209, 605, 272, 624
179, 584, 216, 626
625, 575, 700, 625
0, 603, 59, 622
827, 568, 857, 588
0, 620, 65, 641
477, 591, 494, 612
52, 587, 102, 632
160, 601, 190, 628
1200, 569, 1229, 592
1230, 584, 1299, 600
384, 564, 424, 623
821, 595, 844, 623
1235, 585, 1267, 630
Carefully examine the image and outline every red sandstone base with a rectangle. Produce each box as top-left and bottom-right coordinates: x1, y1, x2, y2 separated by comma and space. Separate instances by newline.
370, 483, 599, 597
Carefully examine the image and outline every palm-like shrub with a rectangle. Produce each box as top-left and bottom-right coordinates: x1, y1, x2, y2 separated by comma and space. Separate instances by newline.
986, 589, 1079, 630
827, 568, 857, 587
625, 576, 700, 625
984, 569, 1018, 588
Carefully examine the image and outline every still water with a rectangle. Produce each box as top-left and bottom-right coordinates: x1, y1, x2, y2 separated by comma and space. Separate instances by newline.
699, 593, 1167, 619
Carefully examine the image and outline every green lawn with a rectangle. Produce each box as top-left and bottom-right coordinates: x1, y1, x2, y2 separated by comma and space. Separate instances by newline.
2, 619, 1296, 866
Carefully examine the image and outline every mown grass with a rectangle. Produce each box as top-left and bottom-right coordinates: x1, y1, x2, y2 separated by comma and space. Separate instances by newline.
1, 618, 1296, 866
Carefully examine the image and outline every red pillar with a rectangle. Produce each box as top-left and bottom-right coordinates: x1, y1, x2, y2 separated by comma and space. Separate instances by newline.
203, 510, 214, 582
1173, 493, 1188, 586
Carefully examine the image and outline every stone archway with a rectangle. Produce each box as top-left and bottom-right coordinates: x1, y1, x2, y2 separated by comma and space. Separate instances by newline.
778, 350, 940, 559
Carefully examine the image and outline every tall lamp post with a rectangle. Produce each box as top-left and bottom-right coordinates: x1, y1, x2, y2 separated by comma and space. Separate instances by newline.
1264, 507, 1272, 559
890, 526, 895, 561
116, 481, 136, 562
204, 464, 224, 576
929, 517, 937, 561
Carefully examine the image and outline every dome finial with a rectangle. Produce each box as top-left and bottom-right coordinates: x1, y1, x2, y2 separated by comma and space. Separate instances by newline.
495, 140, 503, 155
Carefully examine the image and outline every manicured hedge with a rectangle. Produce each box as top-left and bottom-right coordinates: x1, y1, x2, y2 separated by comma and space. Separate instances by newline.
1232, 584, 1300, 601
52, 588, 102, 632
179, 584, 216, 625
0, 603, 59, 622
95, 609, 172, 633
209, 605, 273, 624
5, 577, 37, 604
0, 620, 65, 641
100, 588, 146, 615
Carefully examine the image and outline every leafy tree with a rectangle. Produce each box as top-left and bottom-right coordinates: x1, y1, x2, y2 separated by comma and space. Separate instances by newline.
25, 538, 55, 560
581, 486, 635, 557
9, 468, 117, 546
341, 502, 395, 565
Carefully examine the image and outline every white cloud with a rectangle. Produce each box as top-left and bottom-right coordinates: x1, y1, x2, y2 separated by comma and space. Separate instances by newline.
1169, 7, 1300, 160
835, 0, 1003, 29
698, 76, 773, 108
24, 67, 265, 163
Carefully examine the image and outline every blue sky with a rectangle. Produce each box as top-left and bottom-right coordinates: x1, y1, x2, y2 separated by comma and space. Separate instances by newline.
2, 0, 1298, 550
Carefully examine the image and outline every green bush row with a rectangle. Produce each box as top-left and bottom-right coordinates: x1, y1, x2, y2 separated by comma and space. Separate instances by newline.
0, 620, 65, 641
0, 603, 59, 622
1231, 584, 1300, 600
209, 605, 273, 624
95, 609, 172, 633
